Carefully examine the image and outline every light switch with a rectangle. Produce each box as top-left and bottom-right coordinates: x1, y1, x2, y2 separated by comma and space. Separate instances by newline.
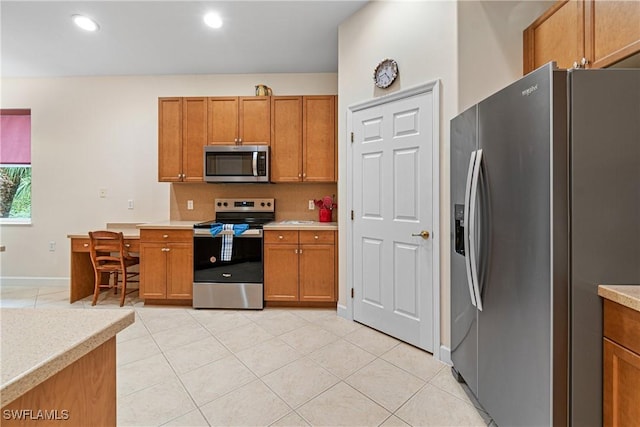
187, 200, 194, 210
308, 200, 315, 210
128, 200, 134, 210
99, 188, 107, 198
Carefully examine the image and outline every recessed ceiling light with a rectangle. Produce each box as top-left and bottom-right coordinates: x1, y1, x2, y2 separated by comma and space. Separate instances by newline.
204, 12, 223, 29
72, 14, 99, 32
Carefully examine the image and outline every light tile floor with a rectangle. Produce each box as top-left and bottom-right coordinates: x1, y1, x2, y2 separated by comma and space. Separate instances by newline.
0, 285, 493, 426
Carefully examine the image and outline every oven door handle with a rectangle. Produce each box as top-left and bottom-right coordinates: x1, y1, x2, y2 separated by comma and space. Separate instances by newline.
252, 152, 258, 177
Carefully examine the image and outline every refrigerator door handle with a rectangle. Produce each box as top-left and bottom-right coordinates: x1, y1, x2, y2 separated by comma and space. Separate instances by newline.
469, 149, 483, 311
463, 151, 478, 307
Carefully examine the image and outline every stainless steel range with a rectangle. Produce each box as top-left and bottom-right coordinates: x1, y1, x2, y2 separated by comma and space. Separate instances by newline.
192, 198, 275, 309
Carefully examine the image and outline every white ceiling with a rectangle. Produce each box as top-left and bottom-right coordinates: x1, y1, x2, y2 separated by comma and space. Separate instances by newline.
1, 1, 368, 78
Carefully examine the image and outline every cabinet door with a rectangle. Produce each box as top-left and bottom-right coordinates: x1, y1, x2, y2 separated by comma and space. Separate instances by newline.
208, 97, 239, 145
271, 96, 303, 182
166, 243, 193, 299
299, 244, 335, 302
140, 243, 167, 298
158, 98, 183, 182
585, 0, 640, 69
523, 0, 584, 74
303, 96, 336, 182
182, 97, 207, 182
239, 97, 270, 145
603, 338, 640, 427
264, 244, 299, 301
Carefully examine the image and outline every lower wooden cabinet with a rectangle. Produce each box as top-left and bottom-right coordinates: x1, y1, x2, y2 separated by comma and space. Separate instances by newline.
603, 299, 640, 426
264, 230, 336, 303
140, 229, 193, 300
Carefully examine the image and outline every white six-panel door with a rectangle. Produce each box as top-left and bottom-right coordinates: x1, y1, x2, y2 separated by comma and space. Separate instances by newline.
349, 84, 439, 352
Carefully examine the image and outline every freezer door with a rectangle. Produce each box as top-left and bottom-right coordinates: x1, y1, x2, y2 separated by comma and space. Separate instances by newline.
476, 63, 567, 427
450, 105, 479, 395
570, 68, 640, 427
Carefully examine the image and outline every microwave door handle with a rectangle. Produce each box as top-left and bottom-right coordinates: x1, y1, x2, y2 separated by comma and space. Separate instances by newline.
252, 152, 258, 177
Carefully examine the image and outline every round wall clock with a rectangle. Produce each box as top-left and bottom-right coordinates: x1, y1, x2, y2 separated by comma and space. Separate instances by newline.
373, 59, 399, 89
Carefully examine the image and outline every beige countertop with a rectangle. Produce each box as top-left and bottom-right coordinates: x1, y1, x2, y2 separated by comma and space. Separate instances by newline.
0, 308, 134, 406
137, 220, 201, 230
263, 221, 338, 231
598, 285, 640, 313
67, 221, 202, 238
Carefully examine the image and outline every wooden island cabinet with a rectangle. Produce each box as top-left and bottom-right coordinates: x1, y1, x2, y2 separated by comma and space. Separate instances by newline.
523, 0, 640, 73
139, 229, 193, 302
600, 287, 640, 426
264, 229, 336, 304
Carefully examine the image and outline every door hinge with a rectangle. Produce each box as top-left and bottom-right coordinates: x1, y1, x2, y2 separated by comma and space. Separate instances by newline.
351, 210, 354, 220
351, 288, 354, 298
350, 132, 354, 143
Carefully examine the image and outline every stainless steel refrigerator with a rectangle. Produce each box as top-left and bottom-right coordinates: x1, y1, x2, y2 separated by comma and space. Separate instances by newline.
450, 63, 640, 426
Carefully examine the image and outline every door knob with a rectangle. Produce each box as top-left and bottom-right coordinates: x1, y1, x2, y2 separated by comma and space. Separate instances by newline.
411, 230, 430, 239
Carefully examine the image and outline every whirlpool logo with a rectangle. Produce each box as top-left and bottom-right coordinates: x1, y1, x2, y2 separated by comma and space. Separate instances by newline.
522, 84, 538, 96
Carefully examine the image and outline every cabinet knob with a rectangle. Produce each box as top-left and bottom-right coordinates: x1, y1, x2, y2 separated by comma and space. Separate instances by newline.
298, 173, 302, 178
314, 235, 319, 239
163, 234, 169, 238
83, 243, 89, 247
278, 235, 284, 239
125, 243, 130, 248
303, 173, 306, 177
299, 249, 303, 255
294, 249, 298, 254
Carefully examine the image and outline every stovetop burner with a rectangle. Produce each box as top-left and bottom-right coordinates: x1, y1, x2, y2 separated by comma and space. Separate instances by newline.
193, 198, 275, 230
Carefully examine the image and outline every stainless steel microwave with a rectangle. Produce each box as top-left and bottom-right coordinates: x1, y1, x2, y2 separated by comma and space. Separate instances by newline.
204, 145, 269, 183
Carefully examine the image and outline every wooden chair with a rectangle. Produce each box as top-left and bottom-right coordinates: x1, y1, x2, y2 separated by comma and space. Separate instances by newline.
89, 230, 139, 307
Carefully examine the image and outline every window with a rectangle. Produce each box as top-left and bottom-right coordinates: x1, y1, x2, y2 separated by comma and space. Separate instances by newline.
0, 109, 31, 223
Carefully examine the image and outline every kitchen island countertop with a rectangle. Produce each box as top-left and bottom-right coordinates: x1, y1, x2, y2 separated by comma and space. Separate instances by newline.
0, 308, 134, 406
598, 285, 640, 313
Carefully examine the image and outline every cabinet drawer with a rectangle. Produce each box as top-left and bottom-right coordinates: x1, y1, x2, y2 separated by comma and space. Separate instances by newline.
264, 230, 299, 244
140, 229, 193, 243
299, 230, 334, 244
71, 238, 91, 252
604, 299, 640, 356
123, 240, 140, 252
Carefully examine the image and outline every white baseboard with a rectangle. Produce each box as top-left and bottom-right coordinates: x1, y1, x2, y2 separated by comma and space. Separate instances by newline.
440, 345, 452, 366
337, 303, 349, 319
0, 276, 70, 287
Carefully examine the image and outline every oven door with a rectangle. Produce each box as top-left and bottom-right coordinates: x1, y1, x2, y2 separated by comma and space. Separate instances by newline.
192, 229, 264, 309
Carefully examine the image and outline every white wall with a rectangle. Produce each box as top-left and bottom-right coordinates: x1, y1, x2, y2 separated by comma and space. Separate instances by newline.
0, 73, 337, 283
337, 0, 550, 353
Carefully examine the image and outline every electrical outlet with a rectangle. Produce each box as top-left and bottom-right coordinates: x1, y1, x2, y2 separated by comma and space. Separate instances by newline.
128, 199, 134, 210
308, 200, 315, 210
99, 188, 107, 198
187, 200, 194, 210
49, 241, 56, 252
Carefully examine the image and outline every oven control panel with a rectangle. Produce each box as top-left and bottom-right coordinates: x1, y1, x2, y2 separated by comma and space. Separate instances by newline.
215, 198, 275, 212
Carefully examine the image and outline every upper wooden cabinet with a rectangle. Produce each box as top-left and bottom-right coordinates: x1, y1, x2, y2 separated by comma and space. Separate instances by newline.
271, 95, 336, 183
158, 97, 207, 182
208, 96, 270, 145
523, 0, 640, 74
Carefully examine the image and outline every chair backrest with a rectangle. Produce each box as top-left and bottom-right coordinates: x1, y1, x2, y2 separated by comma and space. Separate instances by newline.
89, 230, 127, 271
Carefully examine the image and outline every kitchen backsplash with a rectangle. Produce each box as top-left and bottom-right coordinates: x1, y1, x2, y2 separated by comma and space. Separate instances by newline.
170, 183, 338, 221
